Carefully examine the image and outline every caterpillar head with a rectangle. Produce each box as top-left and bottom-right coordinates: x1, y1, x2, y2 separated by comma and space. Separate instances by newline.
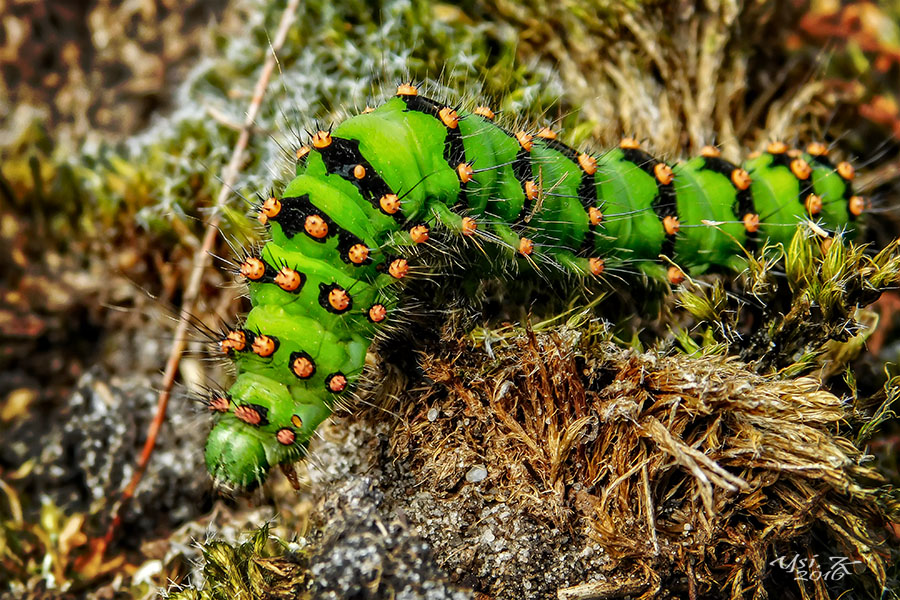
204, 372, 330, 490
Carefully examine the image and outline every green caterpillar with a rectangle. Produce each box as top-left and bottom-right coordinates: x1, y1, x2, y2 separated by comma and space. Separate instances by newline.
204, 84, 867, 489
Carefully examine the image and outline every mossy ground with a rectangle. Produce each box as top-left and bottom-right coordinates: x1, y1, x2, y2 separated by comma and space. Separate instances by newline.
2, 0, 900, 598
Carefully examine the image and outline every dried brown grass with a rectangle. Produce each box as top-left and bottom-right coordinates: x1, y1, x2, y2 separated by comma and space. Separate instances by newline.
389, 325, 893, 599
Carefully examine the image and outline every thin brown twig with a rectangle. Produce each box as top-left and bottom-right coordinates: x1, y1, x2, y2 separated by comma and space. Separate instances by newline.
100, 0, 302, 551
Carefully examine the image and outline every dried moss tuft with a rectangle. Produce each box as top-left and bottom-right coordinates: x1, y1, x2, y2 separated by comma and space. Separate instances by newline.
165, 526, 306, 600
675, 227, 900, 376
382, 324, 897, 599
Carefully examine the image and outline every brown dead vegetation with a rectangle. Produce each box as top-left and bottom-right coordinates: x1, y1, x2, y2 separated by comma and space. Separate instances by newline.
388, 324, 893, 599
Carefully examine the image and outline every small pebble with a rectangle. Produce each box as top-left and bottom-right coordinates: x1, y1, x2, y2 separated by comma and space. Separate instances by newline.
466, 465, 488, 483
427, 407, 439, 422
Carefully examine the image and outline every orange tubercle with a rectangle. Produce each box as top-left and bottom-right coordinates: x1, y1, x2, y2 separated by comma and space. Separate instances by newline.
667, 266, 686, 285
578, 153, 598, 175
327, 373, 348, 393
805, 193, 823, 216
389, 258, 409, 279
731, 168, 751, 190
379, 193, 401, 215
328, 288, 351, 311
536, 126, 557, 140
515, 131, 533, 152
304, 215, 329, 238
240, 257, 266, 280
518, 237, 534, 256
525, 180, 539, 202
654, 163, 674, 185
588, 257, 605, 276
461, 217, 478, 236
588, 206, 603, 226
348, 243, 370, 264
743, 213, 760, 233
806, 142, 828, 157
275, 266, 303, 292
457, 163, 474, 184
260, 196, 281, 220
251, 334, 277, 358
295, 146, 310, 160
397, 83, 418, 96
663, 215, 680, 236
848, 195, 867, 217
209, 396, 230, 412
439, 107, 459, 128
276, 428, 295, 446
700, 145, 720, 158
311, 130, 332, 149
767, 141, 787, 154
837, 161, 855, 180
353, 164, 366, 179
234, 405, 262, 426
368, 304, 387, 323
291, 354, 315, 379
790, 158, 812, 180
220, 330, 247, 353
409, 224, 430, 244
619, 137, 641, 150
473, 106, 495, 120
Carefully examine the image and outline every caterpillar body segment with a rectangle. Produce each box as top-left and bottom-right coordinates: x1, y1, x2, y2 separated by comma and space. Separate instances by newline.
206, 85, 863, 489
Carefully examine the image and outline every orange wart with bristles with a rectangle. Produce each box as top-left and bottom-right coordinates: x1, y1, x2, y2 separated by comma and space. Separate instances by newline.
368, 304, 387, 323
409, 224, 429, 244
654, 163, 674, 185
790, 158, 812, 180
515, 131, 533, 152
731, 169, 751, 190
220, 330, 248, 353
518, 237, 534, 256
578, 153, 597, 175
663, 215, 680, 236
837, 161, 855, 180
389, 258, 409, 279
805, 194, 823, 216
304, 215, 329, 238
274, 266, 303, 292
251, 334, 277, 358
259, 197, 281, 224
379, 193, 401, 215
208, 396, 230, 413
439, 107, 459, 128
743, 213, 761, 233
473, 106, 495, 120
667, 266, 686, 284
849, 196, 868, 217
240, 257, 266, 281
457, 163, 474, 183
311, 130, 332, 149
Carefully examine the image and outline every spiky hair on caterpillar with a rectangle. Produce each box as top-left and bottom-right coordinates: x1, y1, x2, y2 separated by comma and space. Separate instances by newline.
204, 82, 868, 490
